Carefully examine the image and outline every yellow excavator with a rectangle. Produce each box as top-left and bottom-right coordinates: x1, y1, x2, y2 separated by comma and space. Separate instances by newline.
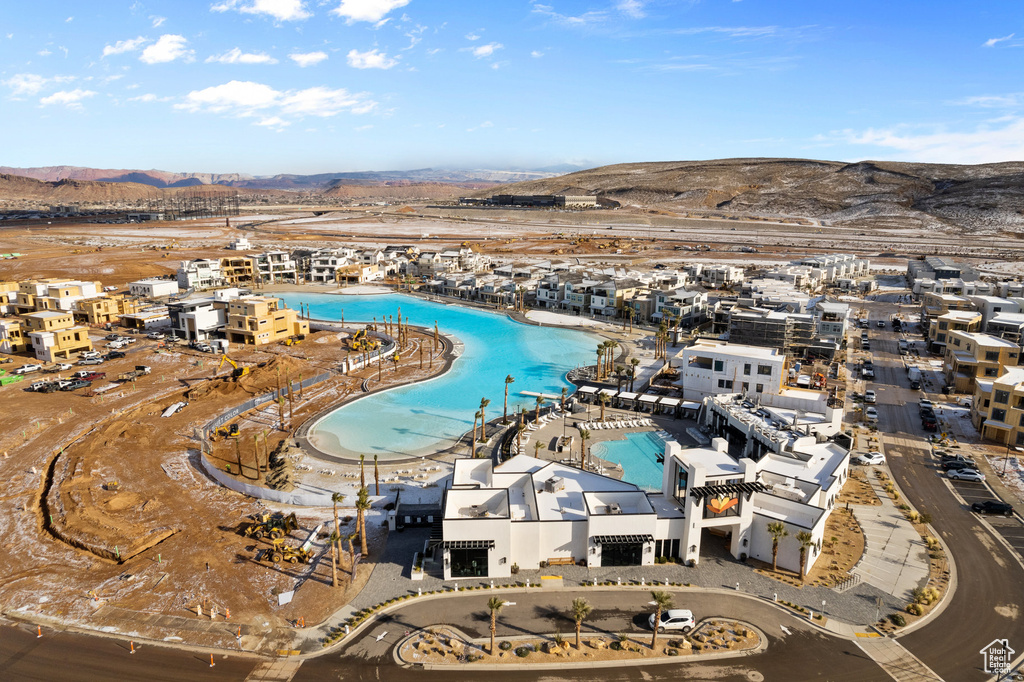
217, 354, 248, 379
259, 536, 314, 564
351, 329, 379, 352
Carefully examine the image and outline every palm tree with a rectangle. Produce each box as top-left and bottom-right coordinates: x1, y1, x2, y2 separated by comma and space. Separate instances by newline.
534, 395, 544, 422
797, 531, 815, 581
328, 530, 340, 588
373, 454, 380, 496
472, 410, 482, 457
630, 358, 640, 392
331, 492, 345, 557
487, 596, 505, 655
578, 428, 590, 469
626, 307, 634, 333
649, 590, 673, 650
767, 522, 787, 572
597, 393, 610, 422
614, 364, 626, 391
503, 375, 515, 424
355, 486, 371, 557
595, 345, 605, 379
533, 440, 543, 457
570, 598, 592, 650
560, 386, 568, 411
346, 532, 358, 580
359, 454, 366, 490
479, 397, 491, 440
606, 341, 618, 376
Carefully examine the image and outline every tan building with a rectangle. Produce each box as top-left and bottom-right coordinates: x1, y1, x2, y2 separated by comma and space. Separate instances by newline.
0, 319, 30, 354
927, 309, 982, 353
75, 296, 121, 325
336, 263, 380, 284
224, 297, 308, 345
220, 256, 255, 286
23, 310, 93, 362
972, 368, 1024, 446
0, 281, 17, 315
944, 331, 1020, 394
13, 279, 101, 313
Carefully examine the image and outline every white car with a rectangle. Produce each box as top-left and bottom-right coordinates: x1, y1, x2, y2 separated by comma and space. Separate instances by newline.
649, 609, 695, 633
147, 331, 165, 340
107, 340, 126, 349
864, 390, 877, 404
947, 469, 985, 482
80, 350, 101, 359
854, 451, 885, 466
865, 406, 879, 421
13, 364, 42, 375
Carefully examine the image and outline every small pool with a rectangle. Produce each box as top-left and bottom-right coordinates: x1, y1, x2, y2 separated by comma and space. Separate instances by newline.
591, 431, 670, 491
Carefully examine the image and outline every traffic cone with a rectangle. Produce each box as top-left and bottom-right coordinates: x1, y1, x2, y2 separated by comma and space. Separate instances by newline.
37, 626, 42, 638
130, 641, 135, 654
210, 654, 215, 667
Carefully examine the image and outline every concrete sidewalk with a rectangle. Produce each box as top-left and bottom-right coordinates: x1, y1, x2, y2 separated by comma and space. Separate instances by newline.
849, 471, 930, 601
855, 636, 944, 681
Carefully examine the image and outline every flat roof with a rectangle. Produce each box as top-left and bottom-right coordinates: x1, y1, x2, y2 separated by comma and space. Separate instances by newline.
24, 310, 71, 318
677, 444, 743, 477
683, 340, 781, 360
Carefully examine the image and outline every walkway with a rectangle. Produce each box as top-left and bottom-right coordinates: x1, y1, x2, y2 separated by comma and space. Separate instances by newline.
849, 471, 931, 600
855, 637, 944, 681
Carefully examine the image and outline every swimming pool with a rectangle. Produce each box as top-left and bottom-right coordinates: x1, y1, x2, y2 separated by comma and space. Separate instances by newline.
591, 431, 670, 491
278, 293, 598, 460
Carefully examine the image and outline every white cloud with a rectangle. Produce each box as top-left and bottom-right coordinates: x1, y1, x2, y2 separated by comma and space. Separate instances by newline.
330, 0, 410, 24
66, 16, 73, 22
40, 88, 95, 108
346, 48, 398, 69
403, 24, 426, 50
984, 33, 1014, 47
531, 50, 544, 58
465, 32, 481, 41
206, 47, 279, 64
128, 93, 172, 103
354, 124, 373, 131
469, 42, 502, 58
211, 0, 312, 21
152, 16, 167, 27
426, 47, 442, 55
289, 51, 328, 67
467, 120, 493, 131
256, 116, 290, 129
953, 93, 1024, 108
38, 49, 52, 57
102, 36, 148, 57
140, 34, 193, 64
616, 0, 645, 18
531, 3, 607, 27
176, 79, 377, 121
841, 117, 1024, 164
3, 73, 74, 96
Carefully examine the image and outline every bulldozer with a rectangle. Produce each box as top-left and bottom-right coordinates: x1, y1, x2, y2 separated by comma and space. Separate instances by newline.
259, 537, 314, 564
241, 511, 298, 540
351, 329, 379, 352
217, 354, 248, 379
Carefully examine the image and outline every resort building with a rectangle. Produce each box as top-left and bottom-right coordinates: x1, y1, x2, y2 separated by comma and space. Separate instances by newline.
252, 251, 298, 285
177, 259, 224, 291
727, 308, 819, 358
224, 296, 308, 345
309, 248, 357, 283
220, 256, 256, 286
943, 331, 1021, 394
167, 298, 227, 341
128, 278, 180, 299
972, 367, 1024, 446
677, 340, 787, 401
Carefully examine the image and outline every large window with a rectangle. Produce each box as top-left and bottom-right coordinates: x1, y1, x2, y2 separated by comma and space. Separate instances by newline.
986, 351, 1001, 362
450, 547, 489, 577
743, 363, 751, 375
995, 390, 1010, 404
993, 408, 1007, 423
602, 541, 642, 566
757, 365, 773, 376
714, 360, 725, 372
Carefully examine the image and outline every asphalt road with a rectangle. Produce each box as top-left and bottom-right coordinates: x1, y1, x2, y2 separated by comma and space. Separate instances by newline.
857, 301, 1024, 680
295, 589, 885, 681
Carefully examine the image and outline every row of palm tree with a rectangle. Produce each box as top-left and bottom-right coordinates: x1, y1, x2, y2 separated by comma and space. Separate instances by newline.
595, 340, 620, 380
767, 521, 816, 580
486, 591, 676, 655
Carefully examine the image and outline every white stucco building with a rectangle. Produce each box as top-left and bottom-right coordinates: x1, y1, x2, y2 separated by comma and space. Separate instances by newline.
677, 340, 786, 401
128, 278, 180, 299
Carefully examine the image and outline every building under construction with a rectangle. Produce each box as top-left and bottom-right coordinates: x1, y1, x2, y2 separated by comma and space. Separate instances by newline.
133, 189, 240, 221
728, 308, 818, 358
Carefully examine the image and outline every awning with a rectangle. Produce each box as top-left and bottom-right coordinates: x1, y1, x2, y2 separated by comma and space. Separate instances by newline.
659, 397, 681, 406
599, 388, 618, 397
639, 394, 660, 403
592, 534, 653, 545
578, 386, 599, 394
681, 401, 701, 409
442, 540, 495, 550
618, 391, 638, 400
689, 481, 768, 500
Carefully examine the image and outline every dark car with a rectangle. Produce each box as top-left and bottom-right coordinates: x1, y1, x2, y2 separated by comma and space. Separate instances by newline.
940, 453, 975, 465
942, 460, 976, 471
105, 350, 126, 359
972, 500, 1013, 516
922, 421, 938, 432
59, 379, 91, 391
82, 371, 106, 381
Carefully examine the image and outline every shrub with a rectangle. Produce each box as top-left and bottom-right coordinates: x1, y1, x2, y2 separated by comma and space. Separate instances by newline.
609, 641, 622, 651
907, 603, 923, 616
515, 647, 531, 658
919, 512, 932, 525
889, 613, 906, 627
499, 641, 512, 651
667, 648, 679, 656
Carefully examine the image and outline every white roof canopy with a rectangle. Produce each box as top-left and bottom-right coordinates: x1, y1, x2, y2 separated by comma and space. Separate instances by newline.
577, 386, 599, 394
639, 394, 660, 403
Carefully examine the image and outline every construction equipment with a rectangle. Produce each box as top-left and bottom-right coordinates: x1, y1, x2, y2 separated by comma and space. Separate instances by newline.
351, 329, 380, 352
261, 537, 314, 564
117, 365, 151, 382
282, 335, 304, 346
812, 372, 826, 390
217, 354, 248, 379
213, 423, 240, 440
242, 511, 298, 540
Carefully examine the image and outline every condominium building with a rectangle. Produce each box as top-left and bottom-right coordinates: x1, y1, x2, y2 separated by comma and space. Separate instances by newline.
224, 296, 308, 345
0, 281, 18, 315
74, 296, 121, 325
728, 308, 817, 357
972, 368, 1024, 446
167, 298, 227, 341
944, 331, 1021, 394
128, 278, 180, 299
927, 310, 983, 354
677, 340, 786, 401
23, 310, 93, 362
13, 279, 100, 313
252, 251, 297, 285
220, 256, 255, 286
177, 259, 224, 290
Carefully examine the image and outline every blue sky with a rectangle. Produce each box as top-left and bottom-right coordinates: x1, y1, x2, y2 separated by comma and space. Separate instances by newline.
0, 1, 1022, 174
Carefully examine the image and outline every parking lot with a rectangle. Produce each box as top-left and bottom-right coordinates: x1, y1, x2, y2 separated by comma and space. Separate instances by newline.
942, 464, 1024, 559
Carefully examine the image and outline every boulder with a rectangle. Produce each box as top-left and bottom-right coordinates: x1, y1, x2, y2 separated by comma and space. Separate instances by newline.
449, 639, 464, 655
590, 638, 606, 650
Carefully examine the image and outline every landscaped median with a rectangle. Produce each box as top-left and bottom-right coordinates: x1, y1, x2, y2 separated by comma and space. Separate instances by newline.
394, 618, 766, 669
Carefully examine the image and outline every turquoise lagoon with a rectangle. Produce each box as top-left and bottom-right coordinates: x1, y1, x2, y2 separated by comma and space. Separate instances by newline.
278, 293, 597, 460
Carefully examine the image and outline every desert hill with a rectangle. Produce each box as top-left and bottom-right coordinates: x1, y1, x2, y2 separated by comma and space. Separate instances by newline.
487, 158, 1024, 232
0, 174, 239, 205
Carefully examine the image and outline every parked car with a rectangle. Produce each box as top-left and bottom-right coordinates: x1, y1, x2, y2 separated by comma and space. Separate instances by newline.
78, 358, 105, 366
864, 390, 877, 404
44, 363, 73, 373
865, 406, 878, 421
147, 331, 165, 340
940, 453, 975, 465
13, 364, 43, 375
80, 350, 101, 359
947, 469, 985, 482
107, 340, 126, 350
120, 336, 137, 344
59, 379, 91, 391
105, 333, 121, 341
649, 609, 695, 633
853, 451, 885, 466
919, 399, 934, 411
81, 371, 106, 381
972, 500, 1013, 516
28, 380, 57, 393
942, 460, 976, 471
877, 320, 885, 328
862, 368, 875, 379
922, 420, 937, 432
105, 350, 126, 360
